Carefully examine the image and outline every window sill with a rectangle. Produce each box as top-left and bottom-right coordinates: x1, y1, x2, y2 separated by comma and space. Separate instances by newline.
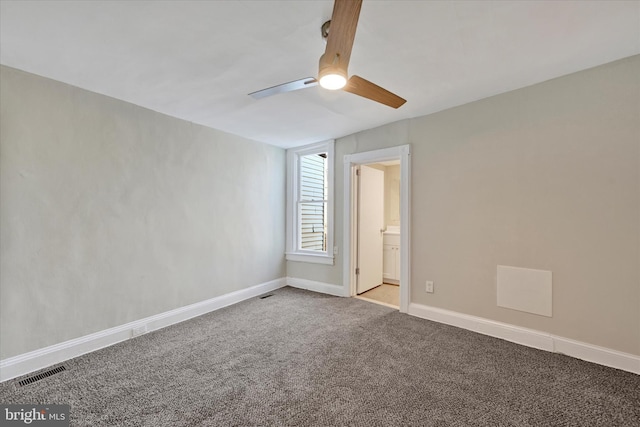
286, 252, 335, 265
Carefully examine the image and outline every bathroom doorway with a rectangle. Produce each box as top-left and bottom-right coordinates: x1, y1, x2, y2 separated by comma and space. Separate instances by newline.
355, 162, 400, 308
342, 145, 411, 313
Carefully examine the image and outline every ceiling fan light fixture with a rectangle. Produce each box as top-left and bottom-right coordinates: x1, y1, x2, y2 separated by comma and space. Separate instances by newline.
318, 67, 347, 90
249, 0, 404, 108
319, 73, 347, 90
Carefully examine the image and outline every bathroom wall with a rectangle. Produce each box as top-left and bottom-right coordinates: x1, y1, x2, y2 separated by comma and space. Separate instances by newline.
384, 164, 400, 227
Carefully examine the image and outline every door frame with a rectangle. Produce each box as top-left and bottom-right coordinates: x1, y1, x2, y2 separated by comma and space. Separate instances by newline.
342, 145, 411, 312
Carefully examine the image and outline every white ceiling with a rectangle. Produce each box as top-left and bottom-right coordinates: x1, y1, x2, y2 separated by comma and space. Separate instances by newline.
1, 1, 639, 148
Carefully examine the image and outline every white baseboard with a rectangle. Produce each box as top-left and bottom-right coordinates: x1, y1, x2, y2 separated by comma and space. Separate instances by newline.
408, 303, 640, 375
552, 337, 639, 374
286, 277, 347, 297
0, 278, 287, 383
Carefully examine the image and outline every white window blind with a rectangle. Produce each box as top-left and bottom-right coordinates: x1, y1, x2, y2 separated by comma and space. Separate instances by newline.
299, 153, 327, 251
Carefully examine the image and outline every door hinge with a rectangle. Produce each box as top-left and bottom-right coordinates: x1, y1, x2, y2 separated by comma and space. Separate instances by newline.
355, 267, 360, 275
356, 168, 360, 176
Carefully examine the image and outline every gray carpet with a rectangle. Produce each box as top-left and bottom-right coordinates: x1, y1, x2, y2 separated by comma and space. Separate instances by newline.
1, 287, 639, 426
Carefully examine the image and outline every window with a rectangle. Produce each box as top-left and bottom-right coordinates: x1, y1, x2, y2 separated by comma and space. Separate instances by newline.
286, 140, 334, 264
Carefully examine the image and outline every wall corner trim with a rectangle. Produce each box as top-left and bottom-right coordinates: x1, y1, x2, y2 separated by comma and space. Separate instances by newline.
408, 303, 640, 375
286, 277, 348, 297
0, 278, 287, 383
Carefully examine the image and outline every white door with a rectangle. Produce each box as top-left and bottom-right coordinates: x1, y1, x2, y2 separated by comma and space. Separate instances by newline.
357, 165, 385, 294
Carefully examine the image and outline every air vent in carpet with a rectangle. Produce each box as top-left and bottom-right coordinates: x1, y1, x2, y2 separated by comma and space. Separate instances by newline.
18, 366, 66, 386
260, 294, 274, 299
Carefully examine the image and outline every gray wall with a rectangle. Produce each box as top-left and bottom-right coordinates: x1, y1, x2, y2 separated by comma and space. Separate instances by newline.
0, 66, 286, 359
288, 55, 640, 356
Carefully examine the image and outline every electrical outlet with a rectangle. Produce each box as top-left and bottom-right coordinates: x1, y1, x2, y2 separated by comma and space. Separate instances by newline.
425, 281, 434, 293
131, 325, 147, 337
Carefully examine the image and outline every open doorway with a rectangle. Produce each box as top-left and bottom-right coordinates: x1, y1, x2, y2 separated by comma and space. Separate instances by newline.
354, 162, 400, 308
342, 145, 411, 313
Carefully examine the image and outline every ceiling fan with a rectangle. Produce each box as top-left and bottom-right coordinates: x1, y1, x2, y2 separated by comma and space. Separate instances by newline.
249, 0, 406, 109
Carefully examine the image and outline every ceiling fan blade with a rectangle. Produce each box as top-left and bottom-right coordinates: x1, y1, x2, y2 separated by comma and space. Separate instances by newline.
343, 75, 406, 108
249, 77, 318, 99
321, 0, 363, 72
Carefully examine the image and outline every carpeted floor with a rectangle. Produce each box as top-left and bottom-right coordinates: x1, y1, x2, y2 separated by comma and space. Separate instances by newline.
1, 287, 639, 426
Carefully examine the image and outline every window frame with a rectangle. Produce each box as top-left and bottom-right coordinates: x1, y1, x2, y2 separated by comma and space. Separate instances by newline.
286, 140, 335, 265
